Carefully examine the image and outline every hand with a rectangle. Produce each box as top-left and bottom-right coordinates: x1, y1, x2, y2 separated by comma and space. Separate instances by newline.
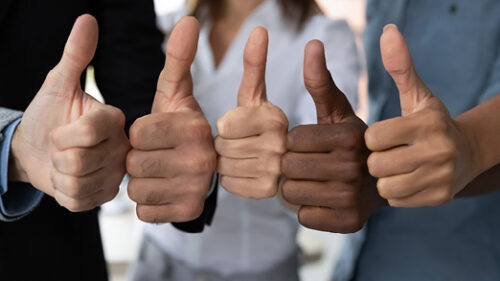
215, 27, 288, 199
9, 15, 130, 212
126, 17, 216, 223
364, 25, 479, 207
281, 40, 386, 233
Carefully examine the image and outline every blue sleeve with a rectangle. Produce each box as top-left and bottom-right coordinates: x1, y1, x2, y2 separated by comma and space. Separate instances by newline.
0, 118, 43, 220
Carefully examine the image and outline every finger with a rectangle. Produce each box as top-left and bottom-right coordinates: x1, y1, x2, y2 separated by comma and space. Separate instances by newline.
215, 135, 260, 158
380, 24, 432, 116
237, 26, 268, 106
303, 40, 354, 124
298, 206, 363, 234
281, 152, 362, 182
376, 166, 449, 199
220, 175, 278, 199
51, 106, 125, 150
154, 16, 200, 112
367, 145, 422, 178
388, 186, 453, 208
287, 124, 363, 152
218, 156, 280, 178
54, 183, 119, 212
127, 176, 209, 205
51, 166, 123, 200
126, 147, 215, 178
136, 200, 205, 223
281, 180, 358, 209
52, 145, 107, 176
129, 112, 212, 150
217, 105, 287, 139
215, 131, 285, 158
53, 14, 98, 85
364, 115, 418, 151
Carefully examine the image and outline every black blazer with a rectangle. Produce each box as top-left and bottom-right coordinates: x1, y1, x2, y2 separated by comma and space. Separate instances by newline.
0, 1, 216, 280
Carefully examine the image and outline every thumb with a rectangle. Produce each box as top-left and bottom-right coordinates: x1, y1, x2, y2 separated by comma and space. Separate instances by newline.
304, 40, 354, 124
237, 27, 268, 107
380, 24, 432, 116
54, 14, 98, 85
153, 16, 200, 113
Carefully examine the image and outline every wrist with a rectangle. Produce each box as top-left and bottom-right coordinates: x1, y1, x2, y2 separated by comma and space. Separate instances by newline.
8, 128, 28, 182
454, 118, 485, 179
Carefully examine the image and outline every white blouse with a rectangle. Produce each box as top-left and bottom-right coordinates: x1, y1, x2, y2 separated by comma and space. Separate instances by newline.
144, 0, 360, 276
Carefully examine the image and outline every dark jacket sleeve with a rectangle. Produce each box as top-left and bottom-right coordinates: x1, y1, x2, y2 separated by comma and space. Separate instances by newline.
91, 0, 216, 232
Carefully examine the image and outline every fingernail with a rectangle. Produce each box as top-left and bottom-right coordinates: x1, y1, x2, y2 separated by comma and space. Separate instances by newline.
383, 24, 398, 33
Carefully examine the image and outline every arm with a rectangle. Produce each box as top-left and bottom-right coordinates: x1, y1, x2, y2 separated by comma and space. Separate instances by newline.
0, 108, 42, 221
365, 25, 500, 206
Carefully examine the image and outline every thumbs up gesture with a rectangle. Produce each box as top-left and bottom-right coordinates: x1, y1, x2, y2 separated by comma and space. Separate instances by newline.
365, 25, 478, 207
9, 15, 130, 211
281, 41, 386, 233
215, 27, 288, 199
126, 17, 216, 223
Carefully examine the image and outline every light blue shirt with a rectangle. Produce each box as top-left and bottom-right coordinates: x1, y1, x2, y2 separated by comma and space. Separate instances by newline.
0, 118, 43, 219
334, 0, 500, 280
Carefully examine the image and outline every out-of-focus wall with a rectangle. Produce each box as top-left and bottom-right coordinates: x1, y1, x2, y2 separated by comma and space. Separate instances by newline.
317, 0, 368, 121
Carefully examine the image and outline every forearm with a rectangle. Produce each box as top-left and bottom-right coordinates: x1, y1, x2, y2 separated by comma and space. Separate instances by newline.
456, 94, 500, 176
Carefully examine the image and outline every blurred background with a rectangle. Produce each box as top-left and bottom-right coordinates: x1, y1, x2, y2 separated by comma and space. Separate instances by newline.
86, 1, 367, 280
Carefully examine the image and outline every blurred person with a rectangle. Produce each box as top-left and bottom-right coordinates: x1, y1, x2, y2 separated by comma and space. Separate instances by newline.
0, 1, 216, 280
278, 1, 500, 280
129, 0, 360, 280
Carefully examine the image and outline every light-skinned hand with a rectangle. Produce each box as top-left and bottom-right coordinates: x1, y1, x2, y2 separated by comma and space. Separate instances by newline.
10, 15, 130, 212
215, 27, 288, 199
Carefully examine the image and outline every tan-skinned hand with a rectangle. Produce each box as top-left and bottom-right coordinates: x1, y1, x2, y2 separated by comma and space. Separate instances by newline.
126, 17, 217, 223
365, 25, 479, 207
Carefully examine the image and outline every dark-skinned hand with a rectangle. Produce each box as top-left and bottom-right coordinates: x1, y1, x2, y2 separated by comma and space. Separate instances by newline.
281, 40, 387, 233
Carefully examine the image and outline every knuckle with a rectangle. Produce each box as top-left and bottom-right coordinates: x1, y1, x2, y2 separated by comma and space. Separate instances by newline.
126, 150, 140, 174
364, 124, 381, 150
281, 180, 295, 202
188, 152, 216, 174
366, 153, 380, 177
376, 178, 390, 198
64, 198, 85, 212
186, 118, 211, 141
433, 188, 453, 205
263, 156, 281, 176
344, 212, 364, 233
342, 125, 363, 151
136, 206, 154, 223
257, 178, 278, 198
341, 161, 363, 182
108, 107, 126, 126
179, 202, 204, 221
426, 110, 449, 133
129, 118, 147, 147
80, 122, 98, 146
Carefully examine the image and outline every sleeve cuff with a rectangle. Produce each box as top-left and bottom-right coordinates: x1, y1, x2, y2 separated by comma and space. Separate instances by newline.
0, 118, 43, 219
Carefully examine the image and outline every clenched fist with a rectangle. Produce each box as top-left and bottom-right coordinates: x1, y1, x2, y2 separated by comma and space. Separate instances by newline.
9, 15, 130, 212
365, 25, 479, 207
281, 41, 386, 233
126, 17, 216, 223
215, 27, 288, 199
